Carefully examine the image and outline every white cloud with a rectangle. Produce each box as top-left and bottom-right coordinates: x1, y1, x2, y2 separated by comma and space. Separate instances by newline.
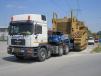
6, 4, 26, 9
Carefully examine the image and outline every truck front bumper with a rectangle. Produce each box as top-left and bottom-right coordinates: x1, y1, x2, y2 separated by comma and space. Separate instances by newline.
7, 46, 38, 57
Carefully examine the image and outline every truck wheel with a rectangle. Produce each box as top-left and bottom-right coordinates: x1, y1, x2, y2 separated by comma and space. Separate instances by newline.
37, 48, 47, 62
15, 55, 24, 60
64, 45, 69, 55
46, 50, 51, 59
58, 46, 63, 56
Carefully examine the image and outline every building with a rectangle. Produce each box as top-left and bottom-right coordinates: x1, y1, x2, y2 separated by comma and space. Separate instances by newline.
0, 27, 8, 41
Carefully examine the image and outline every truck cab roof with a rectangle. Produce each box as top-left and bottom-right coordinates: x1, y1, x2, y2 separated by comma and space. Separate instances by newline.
11, 14, 47, 23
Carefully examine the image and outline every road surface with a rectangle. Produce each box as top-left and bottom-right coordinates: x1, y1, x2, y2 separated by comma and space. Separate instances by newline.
0, 41, 101, 76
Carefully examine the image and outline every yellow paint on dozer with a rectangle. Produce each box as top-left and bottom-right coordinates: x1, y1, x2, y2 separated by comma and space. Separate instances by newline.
52, 14, 88, 50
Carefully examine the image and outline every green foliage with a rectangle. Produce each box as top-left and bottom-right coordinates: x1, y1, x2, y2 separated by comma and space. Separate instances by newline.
97, 31, 101, 38
88, 30, 92, 36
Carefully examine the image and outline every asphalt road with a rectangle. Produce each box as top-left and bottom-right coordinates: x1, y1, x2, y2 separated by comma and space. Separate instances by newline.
0, 42, 101, 76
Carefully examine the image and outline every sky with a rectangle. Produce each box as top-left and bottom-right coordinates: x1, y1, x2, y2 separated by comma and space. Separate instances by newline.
0, 0, 101, 32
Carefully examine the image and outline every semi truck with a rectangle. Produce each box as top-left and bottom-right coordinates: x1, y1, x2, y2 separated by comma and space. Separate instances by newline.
7, 14, 74, 62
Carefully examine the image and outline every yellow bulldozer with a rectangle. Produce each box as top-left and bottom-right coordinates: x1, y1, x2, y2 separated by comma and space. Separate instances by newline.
52, 12, 88, 50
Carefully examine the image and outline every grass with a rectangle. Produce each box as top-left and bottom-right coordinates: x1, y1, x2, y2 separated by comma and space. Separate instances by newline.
93, 44, 101, 53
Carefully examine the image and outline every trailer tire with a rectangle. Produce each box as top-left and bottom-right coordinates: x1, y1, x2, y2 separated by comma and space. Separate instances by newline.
58, 46, 63, 56
37, 48, 47, 62
64, 45, 69, 55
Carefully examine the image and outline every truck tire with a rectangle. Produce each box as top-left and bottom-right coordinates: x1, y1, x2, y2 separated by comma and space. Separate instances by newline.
46, 50, 51, 59
58, 46, 63, 56
64, 45, 69, 55
15, 55, 24, 60
37, 48, 47, 62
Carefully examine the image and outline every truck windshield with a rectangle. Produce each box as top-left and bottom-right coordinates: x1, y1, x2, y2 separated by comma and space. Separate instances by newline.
52, 32, 63, 35
9, 22, 34, 35
88, 37, 94, 40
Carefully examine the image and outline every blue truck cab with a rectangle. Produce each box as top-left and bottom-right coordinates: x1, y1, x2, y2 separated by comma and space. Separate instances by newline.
48, 32, 74, 50
64, 37, 74, 50
48, 32, 64, 45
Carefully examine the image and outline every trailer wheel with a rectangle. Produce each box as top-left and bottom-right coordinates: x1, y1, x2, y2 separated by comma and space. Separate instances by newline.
64, 45, 69, 55
15, 55, 24, 60
37, 48, 47, 62
58, 46, 63, 56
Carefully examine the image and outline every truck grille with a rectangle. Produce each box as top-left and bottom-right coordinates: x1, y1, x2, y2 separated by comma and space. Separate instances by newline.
11, 39, 25, 45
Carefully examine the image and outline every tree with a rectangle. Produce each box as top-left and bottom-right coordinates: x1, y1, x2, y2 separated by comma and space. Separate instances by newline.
97, 31, 101, 38
87, 29, 92, 36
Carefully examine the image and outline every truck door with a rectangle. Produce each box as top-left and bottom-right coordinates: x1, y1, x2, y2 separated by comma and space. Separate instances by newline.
70, 38, 74, 49
34, 24, 42, 43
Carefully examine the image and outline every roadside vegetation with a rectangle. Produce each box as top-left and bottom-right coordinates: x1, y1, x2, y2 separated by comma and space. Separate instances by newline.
93, 43, 101, 53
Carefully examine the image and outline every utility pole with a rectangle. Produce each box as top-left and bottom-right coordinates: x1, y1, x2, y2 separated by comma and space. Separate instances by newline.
70, 9, 81, 19
71, 10, 73, 19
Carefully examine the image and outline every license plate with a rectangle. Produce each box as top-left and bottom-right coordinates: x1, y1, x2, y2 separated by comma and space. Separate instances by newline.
20, 50, 24, 52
